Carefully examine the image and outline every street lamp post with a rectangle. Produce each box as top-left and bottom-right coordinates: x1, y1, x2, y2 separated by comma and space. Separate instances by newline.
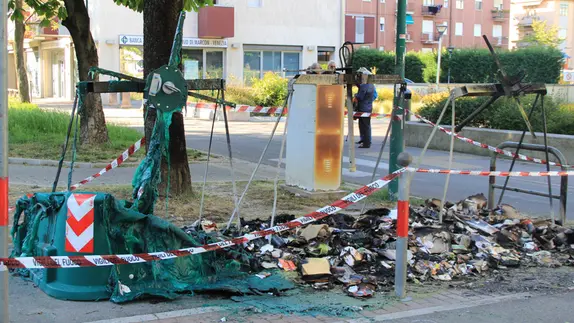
447, 46, 455, 84
435, 24, 448, 87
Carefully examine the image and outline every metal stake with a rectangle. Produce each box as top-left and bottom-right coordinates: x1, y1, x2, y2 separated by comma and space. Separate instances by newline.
198, 92, 220, 224
227, 91, 292, 230
220, 85, 242, 230
497, 94, 540, 206
439, 95, 456, 223
540, 95, 555, 224
0, 0, 10, 318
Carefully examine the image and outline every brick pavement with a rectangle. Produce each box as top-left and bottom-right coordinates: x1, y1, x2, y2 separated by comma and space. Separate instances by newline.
123, 290, 531, 323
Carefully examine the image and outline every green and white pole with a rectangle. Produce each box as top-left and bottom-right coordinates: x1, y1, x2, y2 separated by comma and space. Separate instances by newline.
388, 0, 407, 200
0, 0, 10, 319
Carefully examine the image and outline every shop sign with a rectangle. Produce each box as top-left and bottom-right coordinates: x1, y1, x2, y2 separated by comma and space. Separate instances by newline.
119, 35, 228, 48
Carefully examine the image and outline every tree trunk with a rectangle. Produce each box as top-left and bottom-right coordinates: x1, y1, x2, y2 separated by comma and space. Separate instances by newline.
14, 0, 30, 103
61, 0, 109, 145
143, 0, 192, 196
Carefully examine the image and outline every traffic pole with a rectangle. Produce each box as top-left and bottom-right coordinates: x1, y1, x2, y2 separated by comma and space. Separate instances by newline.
395, 152, 412, 299
0, 0, 9, 319
388, 0, 407, 200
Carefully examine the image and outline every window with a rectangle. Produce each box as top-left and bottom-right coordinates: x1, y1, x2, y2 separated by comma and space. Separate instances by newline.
248, 0, 262, 8
560, 3, 568, 16
380, 17, 385, 31
493, 0, 503, 10
243, 50, 301, 83
559, 29, 567, 39
422, 20, 434, 40
475, 0, 482, 10
492, 24, 502, 38
317, 50, 334, 65
423, 0, 434, 5
422, 48, 433, 53
474, 24, 482, 36
455, 22, 463, 36
456, 0, 463, 9
379, 46, 385, 51
381, 0, 385, 3
444, 0, 449, 8
356, 17, 365, 43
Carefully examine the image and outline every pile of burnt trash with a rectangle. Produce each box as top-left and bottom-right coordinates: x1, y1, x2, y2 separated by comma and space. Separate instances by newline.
189, 194, 574, 298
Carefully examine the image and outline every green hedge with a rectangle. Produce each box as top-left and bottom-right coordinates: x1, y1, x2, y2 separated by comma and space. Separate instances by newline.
417, 94, 574, 135
353, 46, 564, 84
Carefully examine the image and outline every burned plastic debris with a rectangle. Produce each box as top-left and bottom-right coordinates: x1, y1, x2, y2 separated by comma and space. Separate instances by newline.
191, 194, 573, 298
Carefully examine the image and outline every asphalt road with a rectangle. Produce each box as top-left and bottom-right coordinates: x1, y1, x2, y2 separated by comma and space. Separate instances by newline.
177, 118, 573, 219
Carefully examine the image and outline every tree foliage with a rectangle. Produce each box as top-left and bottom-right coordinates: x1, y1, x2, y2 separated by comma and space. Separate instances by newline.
8, 0, 67, 24
521, 20, 565, 48
112, 0, 213, 12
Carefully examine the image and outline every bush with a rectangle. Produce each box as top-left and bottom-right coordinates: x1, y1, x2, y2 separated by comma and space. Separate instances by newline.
417, 94, 574, 134
251, 72, 288, 106
226, 86, 258, 106
353, 47, 564, 84
375, 88, 395, 102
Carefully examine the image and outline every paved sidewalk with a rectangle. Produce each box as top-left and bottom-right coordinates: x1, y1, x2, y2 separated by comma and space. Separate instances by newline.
86, 290, 533, 323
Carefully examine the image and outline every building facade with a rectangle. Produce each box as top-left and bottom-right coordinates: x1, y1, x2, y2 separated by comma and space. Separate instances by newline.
345, 0, 512, 52
510, 0, 573, 67
8, 0, 344, 101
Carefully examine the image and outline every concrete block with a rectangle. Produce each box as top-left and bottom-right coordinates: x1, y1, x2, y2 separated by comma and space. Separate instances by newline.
404, 121, 574, 164
281, 184, 347, 199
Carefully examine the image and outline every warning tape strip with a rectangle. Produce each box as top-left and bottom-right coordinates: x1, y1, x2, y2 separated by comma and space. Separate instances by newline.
188, 103, 391, 119
6, 138, 146, 213
0, 169, 405, 269
406, 109, 572, 168
408, 167, 574, 177
69, 137, 145, 191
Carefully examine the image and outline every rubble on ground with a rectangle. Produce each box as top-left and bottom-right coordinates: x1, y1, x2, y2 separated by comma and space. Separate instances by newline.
189, 194, 574, 298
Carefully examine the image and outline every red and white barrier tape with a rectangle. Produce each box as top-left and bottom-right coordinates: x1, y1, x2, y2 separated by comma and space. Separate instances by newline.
0, 169, 405, 269
6, 138, 146, 213
346, 111, 392, 118
69, 137, 145, 191
189, 103, 391, 119
189, 102, 285, 115
407, 109, 571, 168
408, 167, 574, 177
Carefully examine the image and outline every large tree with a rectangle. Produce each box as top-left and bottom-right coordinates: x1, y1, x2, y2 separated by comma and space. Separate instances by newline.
9, 0, 109, 145
11, 0, 31, 103
521, 20, 565, 48
113, 0, 212, 195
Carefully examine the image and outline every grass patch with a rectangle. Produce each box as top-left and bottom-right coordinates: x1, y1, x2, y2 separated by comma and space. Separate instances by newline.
8, 101, 207, 163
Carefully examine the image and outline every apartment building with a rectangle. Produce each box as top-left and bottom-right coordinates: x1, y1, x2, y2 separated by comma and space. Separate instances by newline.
345, 0, 512, 52
7, 0, 344, 101
510, 0, 573, 67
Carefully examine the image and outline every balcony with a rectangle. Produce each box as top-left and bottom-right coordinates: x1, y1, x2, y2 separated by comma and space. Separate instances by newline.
421, 5, 443, 16
198, 5, 234, 38
516, 40, 532, 48
421, 32, 439, 44
493, 36, 509, 47
518, 16, 540, 27
396, 2, 416, 14
491, 10, 509, 21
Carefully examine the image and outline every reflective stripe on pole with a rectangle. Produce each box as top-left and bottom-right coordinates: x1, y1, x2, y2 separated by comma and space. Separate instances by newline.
0, 0, 10, 318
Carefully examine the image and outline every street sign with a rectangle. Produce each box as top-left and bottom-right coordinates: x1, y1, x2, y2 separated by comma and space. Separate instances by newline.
563, 70, 574, 83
